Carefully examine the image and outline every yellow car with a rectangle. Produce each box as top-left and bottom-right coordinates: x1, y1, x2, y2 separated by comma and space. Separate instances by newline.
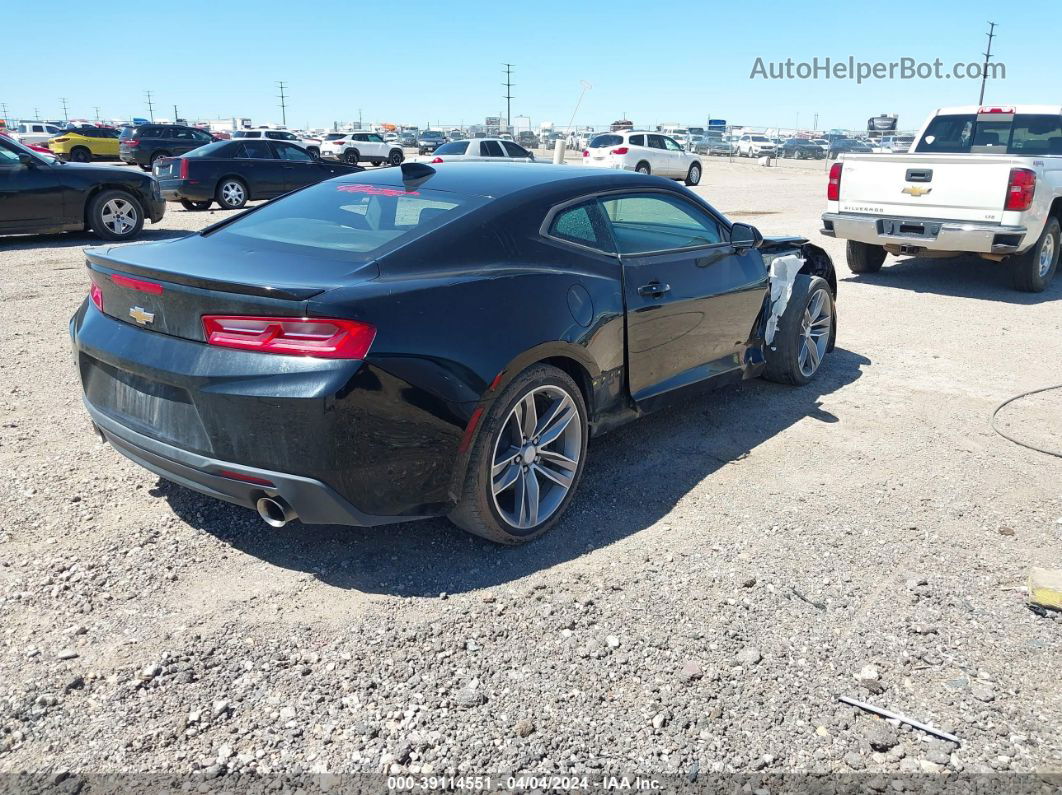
48, 127, 121, 162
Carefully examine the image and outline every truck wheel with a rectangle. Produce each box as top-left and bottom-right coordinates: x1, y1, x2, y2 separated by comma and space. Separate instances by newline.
763, 275, 835, 386
1010, 217, 1059, 292
846, 240, 887, 274
449, 364, 588, 545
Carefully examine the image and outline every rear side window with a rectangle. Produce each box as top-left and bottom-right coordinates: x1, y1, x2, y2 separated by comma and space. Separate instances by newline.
548, 202, 611, 252
434, 141, 469, 155
481, 140, 505, 157
235, 141, 274, 159
601, 193, 721, 254
502, 142, 530, 158
210, 184, 485, 256
589, 134, 622, 148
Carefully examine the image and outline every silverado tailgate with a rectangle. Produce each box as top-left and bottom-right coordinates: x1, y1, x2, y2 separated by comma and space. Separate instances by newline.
838, 154, 1019, 223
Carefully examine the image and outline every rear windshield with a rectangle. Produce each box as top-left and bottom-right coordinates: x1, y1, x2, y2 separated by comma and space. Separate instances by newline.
434, 141, 469, 155
208, 183, 485, 256
589, 134, 623, 148
186, 141, 232, 158
915, 113, 1062, 155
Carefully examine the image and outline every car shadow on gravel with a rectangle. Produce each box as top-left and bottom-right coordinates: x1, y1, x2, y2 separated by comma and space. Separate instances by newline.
1, 228, 190, 251
160, 347, 870, 597
844, 253, 1062, 303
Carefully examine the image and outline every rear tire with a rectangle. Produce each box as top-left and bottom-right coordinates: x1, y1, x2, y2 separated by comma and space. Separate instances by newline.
449, 364, 588, 545
388, 149, 404, 166
215, 178, 248, 210
70, 147, 92, 163
371, 159, 383, 166
180, 199, 212, 211
149, 151, 169, 169
1010, 217, 1059, 292
763, 275, 835, 386
88, 189, 144, 241
635, 162, 651, 175
344, 149, 360, 165
846, 240, 887, 274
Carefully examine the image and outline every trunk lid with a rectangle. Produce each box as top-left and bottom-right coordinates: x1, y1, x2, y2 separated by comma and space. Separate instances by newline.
85, 234, 379, 343
838, 153, 1020, 223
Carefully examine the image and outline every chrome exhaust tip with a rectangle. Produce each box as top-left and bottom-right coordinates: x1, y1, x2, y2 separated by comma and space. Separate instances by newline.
256, 496, 296, 528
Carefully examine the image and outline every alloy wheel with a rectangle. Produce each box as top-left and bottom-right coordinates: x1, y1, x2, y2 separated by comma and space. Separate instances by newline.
798, 289, 832, 377
1039, 232, 1056, 277
221, 182, 245, 207
100, 198, 139, 236
490, 386, 581, 530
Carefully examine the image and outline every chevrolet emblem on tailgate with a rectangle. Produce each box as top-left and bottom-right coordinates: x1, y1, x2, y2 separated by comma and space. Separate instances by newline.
901, 185, 932, 197
129, 306, 155, 325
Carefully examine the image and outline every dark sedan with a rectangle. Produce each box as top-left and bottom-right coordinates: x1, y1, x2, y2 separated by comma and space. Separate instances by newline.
70, 162, 837, 544
780, 138, 825, 159
154, 139, 363, 210
828, 139, 873, 158
0, 135, 164, 240
694, 137, 732, 157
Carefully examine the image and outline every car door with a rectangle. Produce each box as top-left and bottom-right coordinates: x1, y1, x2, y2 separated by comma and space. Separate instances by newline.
662, 136, 687, 177
601, 191, 769, 405
480, 140, 506, 160
646, 134, 670, 175
233, 140, 283, 197
0, 144, 64, 230
363, 133, 388, 158
273, 142, 319, 191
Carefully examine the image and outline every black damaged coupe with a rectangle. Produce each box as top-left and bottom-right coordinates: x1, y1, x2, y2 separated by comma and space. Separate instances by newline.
71, 162, 838, 544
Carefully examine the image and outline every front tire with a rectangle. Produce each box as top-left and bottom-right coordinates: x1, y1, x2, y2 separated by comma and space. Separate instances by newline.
846, 240, 887, 274
215, 178, 248, 209
450, 364, 588, 545
89, 190, 144, 241
1010, 217, 1059, 292
684, 162, 702, 186
763, 275, 835, 386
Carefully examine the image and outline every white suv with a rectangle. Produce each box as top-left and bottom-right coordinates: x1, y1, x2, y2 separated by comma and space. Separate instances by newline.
231, 129, 322, 157
14, 122, 64, 146
582, 131, 702, 185
736, 134, 777, 157
320, 132, 405, 167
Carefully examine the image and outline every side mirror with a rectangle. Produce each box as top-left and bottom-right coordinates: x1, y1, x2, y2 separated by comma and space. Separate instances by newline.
730, 222, 763, 250
18, 152, 35, 166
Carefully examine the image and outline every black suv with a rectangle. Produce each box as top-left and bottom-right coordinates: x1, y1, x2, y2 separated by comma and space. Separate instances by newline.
119, 124, 214, 171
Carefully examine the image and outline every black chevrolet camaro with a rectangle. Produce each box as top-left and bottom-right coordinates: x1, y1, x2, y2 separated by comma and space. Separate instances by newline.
71, 162, 838, 544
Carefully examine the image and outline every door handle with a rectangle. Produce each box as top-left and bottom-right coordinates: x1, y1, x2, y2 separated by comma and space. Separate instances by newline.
638, 281, 671, 298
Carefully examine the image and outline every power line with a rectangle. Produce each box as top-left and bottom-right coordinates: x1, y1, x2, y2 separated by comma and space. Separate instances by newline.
145, 90, 155, 122
978, 22, 997, 105
502, 64, 514, 130
277, 81, 288, 127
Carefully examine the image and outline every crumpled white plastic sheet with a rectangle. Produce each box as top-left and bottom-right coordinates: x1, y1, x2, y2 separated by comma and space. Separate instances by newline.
764, 254, 804, 346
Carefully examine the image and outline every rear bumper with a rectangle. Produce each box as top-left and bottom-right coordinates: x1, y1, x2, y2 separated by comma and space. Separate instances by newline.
87, 403, 413, 526
821, 212, 1030, 255
159, 179, 213, 202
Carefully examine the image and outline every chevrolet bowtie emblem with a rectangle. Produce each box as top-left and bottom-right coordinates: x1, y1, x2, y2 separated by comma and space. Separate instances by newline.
902, 185, 932, 197
129, 306, 155, 325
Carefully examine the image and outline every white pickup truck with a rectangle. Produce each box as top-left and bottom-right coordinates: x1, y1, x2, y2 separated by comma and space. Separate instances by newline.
822, 105, 1062, 291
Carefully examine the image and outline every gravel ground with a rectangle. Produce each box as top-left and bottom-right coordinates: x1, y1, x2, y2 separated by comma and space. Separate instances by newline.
0, 156, 1060, 786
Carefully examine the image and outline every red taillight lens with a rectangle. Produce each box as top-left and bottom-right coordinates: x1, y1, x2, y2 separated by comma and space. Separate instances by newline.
110, 273, 164, 294
89, 283, 104, 311
52, 137, 69, 143
1004, 168, 1036, 212
124, 139, 139, 147
431, 157, 443, 163
179, 158, 189, 178
202, 316, 376, 359
582, 149, 589, 157
827, 162, 843, 202
978, 106, 1015, 114
610, 147, 629, 155
217, 469, 275, 487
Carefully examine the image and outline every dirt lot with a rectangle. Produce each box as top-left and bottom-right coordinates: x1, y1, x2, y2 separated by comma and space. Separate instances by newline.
1, 156, 1060, 785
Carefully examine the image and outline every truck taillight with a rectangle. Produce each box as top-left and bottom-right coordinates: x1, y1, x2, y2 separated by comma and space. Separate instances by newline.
827, 162, 843, 202
179, 158, 189, 179
1004, 168, 1036, 212
202, 316, 376, 359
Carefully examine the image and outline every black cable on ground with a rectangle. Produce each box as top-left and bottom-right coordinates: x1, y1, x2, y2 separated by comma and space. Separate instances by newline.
990, 384, 1062, 459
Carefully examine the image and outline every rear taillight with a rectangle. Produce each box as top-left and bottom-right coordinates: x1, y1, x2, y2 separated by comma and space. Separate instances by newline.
52, 137, 69, 143
1004, 168, 1036, 212
827, 162, 843, 202
978, 106, 1015, 114
431, 157, 443, 163
123, 139, 139, 147
610, 147, 629, 155
179, 158, 189, 178
89, 283, 104, 312
202, 316, 376, 359
582, 149, 589, 157
110, 273, 164, 294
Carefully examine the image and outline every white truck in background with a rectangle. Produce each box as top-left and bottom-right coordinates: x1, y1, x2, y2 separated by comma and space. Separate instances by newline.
822, 105, 1062, 292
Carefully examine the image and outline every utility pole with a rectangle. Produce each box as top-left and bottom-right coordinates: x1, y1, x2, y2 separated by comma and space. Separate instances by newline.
94, 106, 101, 122
173, 104, 179, 123
978, 22, 997, 105
358, 108, 362, 129
0, 103, 8, 123
145, 90, 155, 122
33, 107, 40, 120
502, 63, 514, 130
277, 81, 288, 127
813, 112, 819, 132
60, 97, 69, 121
